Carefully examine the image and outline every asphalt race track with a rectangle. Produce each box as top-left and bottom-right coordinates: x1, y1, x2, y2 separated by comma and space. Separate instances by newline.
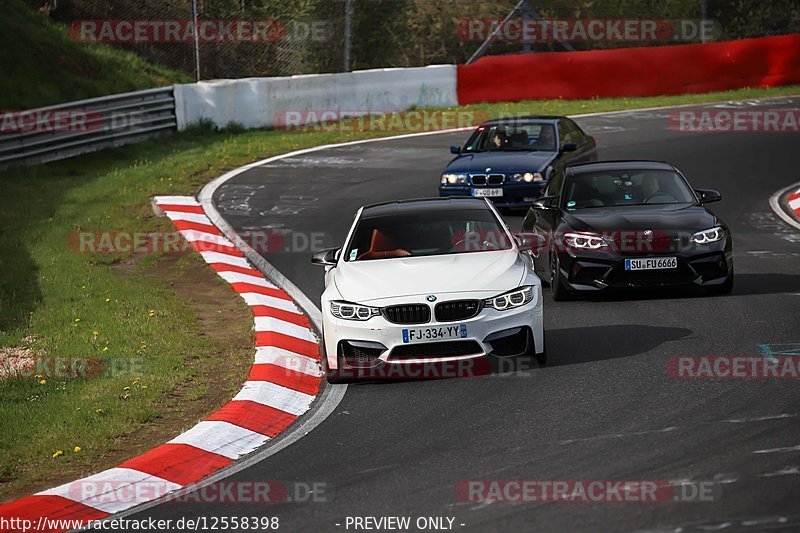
128, 98, 800, 531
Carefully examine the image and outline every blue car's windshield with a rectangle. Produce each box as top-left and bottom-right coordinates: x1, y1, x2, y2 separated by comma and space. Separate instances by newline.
464, 123, 556, 153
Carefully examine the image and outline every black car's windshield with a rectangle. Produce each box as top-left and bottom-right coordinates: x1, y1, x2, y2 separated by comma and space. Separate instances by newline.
564, 169, 697, 209
464, 123, 556, 153
346, 208, 512, 261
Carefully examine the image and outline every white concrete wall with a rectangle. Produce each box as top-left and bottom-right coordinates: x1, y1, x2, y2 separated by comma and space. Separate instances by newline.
174, 65, 458, 131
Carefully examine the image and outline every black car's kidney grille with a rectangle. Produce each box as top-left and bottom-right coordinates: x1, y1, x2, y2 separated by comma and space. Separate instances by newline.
487, 174, 505, 185
470, 174, 487, 185
390, 340, 483, 360
435, 300, 481, 322
383, 304, 431, 324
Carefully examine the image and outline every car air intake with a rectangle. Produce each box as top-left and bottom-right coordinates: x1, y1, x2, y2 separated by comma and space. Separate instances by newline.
383, 304, 431, 324
470, 174, 487, 185
435, 300, 481, 322
389, 340, 483, 360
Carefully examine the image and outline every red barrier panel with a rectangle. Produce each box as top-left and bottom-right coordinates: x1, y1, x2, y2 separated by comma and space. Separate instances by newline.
457, 34, 800, 104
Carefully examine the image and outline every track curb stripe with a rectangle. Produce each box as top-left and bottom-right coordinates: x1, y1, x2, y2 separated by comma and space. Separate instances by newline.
0, 196, 321, 532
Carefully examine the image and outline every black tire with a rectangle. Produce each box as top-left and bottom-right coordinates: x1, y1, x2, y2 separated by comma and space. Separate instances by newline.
550, 252, 572, 301
707, 269, 734, 295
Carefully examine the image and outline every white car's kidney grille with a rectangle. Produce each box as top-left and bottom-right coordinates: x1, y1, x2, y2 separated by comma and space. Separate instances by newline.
435, 300, 481, 322
383, 304, 431, 324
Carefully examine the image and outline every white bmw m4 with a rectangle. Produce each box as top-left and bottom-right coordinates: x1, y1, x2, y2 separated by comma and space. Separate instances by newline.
311, 197, 546, 383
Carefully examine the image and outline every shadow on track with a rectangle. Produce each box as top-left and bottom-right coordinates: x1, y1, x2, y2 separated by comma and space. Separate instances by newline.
547, 324, 693, 366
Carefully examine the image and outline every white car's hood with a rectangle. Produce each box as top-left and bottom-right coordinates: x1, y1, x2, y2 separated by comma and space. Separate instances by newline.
333, 250, 526, 303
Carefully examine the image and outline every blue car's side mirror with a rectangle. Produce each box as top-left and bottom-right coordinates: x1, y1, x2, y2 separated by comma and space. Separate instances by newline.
450, 145, 461, 154
561, 142, 577, 152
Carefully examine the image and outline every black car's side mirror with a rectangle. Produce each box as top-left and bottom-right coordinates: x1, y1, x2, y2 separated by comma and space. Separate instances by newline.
514, 232, 546, 252
532, 196, 557, 210
561, 142, 577, 153
311, 247, 340, 266
450, 145, 461, 154
695, 189, 721, 203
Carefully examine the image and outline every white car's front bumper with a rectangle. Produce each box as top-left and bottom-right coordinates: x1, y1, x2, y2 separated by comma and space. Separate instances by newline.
322, 288, 544, 371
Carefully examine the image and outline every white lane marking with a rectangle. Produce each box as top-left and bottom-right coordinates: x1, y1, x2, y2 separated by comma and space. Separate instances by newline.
760, 466, 800, 477
559, 426, 678, 445
217, 271, 277, 288
154, 196, 201, 206
725, 413, 796, 423
178, 229, 234, 247
233, 381, 315, 416
753, 444, 800, 454
241, 293, 300, 314
199, 251, 251, 268
255, 346, 321, 376
163, 211, 212, 225
39, 467, 181, 514
253, 316, 317, 343
168, 421, 270, 460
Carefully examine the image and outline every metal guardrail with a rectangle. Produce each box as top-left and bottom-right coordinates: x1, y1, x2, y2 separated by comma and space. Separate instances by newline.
0, 86, 177, 167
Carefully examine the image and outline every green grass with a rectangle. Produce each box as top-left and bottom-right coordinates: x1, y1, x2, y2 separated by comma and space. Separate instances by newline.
0, 84, 797, 499
0, 0, 189, 109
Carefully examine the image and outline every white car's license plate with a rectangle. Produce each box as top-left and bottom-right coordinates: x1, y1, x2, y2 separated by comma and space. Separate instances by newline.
625, 257, 678, 271
402, 324, 467, 343
472, 188, 503, 198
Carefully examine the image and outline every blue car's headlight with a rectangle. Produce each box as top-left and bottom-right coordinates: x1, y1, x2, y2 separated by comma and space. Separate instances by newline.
484, 286, 534, 311
441, 173, 468, 185
330, 301, 380, 320
691, 226, 725, 245
510, 172, 543, 183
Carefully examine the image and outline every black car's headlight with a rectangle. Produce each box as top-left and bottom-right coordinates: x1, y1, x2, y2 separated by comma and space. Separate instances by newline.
691, 226, 725, 245
485, 286, 534, 311
563, 232, 609, 250
510, 172, 543, 183
330, 301, 381, 320
441, 173, 468, 185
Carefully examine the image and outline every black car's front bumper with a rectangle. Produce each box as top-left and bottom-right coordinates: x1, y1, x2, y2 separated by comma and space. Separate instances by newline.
554, 243, 733, 292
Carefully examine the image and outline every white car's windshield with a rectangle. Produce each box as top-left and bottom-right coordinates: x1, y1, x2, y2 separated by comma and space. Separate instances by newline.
345, 208, 512, 261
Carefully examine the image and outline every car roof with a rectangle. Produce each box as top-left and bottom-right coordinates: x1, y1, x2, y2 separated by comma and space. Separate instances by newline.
361, 197, 488, 218
565, 160, 677, 174
480, 116, 562, 126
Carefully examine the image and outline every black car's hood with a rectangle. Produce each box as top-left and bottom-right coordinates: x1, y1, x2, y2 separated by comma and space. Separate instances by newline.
564, 204, 719, 233
446, 151, 556, 173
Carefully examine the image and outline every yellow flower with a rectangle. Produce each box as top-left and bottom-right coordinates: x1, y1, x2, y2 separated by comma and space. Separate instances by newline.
39, 379, 46, 385
102, 347, 109, 352
52, 450, 63, 458
92, 331, 99, 336
74, 446, 81, 453
95, 408, 103, 413
74, 318, 81, 323
123, 386, 130, 391
105, 298, 111, 303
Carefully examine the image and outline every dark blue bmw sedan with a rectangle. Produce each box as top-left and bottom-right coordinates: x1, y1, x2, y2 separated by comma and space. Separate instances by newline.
439, 117, 598, 209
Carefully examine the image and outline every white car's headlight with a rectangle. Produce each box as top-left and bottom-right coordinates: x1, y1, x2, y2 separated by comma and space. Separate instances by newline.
485, 286, 534, 311
691, 226, 724, 245
511, 172, 543, 183
441, 173, 468, 185
563, 232, 609, 250
330, 301, 380, 321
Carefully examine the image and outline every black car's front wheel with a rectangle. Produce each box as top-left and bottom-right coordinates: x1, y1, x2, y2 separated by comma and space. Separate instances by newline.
550, 253, 572, 301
